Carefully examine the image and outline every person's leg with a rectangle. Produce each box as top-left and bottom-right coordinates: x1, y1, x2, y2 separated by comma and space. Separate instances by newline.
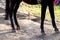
40, 3, 47, 34
49, 3, 59, 33
5, 0, 10, 20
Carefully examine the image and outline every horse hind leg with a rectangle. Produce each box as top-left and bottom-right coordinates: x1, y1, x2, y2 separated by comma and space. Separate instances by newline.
14, 6, 20, 30
13, 1, 22, 30
5, 0, 10, 20
9, 11, 16, 32
14, 12, 20, 30
9, 2, 16, 32
14, 10, 20, 30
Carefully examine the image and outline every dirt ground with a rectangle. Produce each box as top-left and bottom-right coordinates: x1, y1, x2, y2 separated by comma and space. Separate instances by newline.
0, 8, 60, 40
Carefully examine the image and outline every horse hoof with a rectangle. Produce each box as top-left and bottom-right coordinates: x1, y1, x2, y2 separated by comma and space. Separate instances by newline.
41, 31, 46, 35
41, 32, 46, 35
16, 27, 20, 30
11, 29, 16, 33
55, 29, 59, 33
12, 30, 16, 33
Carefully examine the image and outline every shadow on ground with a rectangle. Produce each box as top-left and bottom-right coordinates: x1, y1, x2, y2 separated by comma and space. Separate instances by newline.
0, 8, 60, 40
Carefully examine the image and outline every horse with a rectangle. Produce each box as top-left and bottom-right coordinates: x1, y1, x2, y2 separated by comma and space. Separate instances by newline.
5, 0, 59, 34
5, 0, 41, 32
40, 0, 59, 35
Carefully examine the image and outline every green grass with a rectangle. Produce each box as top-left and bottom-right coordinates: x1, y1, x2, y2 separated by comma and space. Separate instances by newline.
19, 2, 60, 21
54, 5, 60, 21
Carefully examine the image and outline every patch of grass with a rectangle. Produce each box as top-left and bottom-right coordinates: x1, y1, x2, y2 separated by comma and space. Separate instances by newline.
54, 5, 60, 20
19, 2, 41, 16
19, 2, 60, 21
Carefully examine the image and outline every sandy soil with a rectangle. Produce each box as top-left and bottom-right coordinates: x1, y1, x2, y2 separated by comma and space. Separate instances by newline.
0, 8, 60, 40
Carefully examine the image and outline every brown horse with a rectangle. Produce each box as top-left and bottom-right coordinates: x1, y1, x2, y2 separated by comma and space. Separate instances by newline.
5, 0, 40, 32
